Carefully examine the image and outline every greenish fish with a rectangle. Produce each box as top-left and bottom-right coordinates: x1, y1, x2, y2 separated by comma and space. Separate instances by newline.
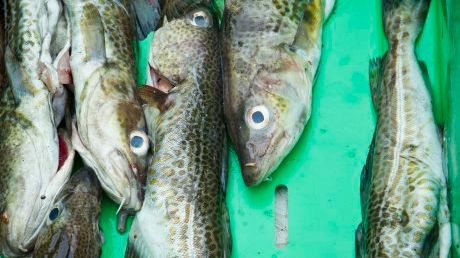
1, 0, 76, 256
62, 0, 149, 211
356, 0, 451, 257
32, 167, 102, 258
222, 0, 335, 186
125, 2, 230, 257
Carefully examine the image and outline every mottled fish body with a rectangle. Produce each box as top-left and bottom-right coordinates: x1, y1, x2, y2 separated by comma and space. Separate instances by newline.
222, 0, 335, 186
126, 2, 230, 257
0, 0, 75, 256
62, 0, 149, 211
32, 167, 102, 258
357, 0, 450, 257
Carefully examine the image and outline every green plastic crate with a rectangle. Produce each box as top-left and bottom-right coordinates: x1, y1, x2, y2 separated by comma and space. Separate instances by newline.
98, 0, 458, 257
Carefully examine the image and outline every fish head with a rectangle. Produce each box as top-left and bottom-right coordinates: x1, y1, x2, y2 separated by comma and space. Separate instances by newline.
0, 128, 75, 256
32, 167, 102, 257
75, 82, 149, 211
148, 7, 216, 84
225, 46, 311, 187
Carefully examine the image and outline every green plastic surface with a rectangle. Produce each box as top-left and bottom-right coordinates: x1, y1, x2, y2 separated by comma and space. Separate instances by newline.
97, 0, 453, 257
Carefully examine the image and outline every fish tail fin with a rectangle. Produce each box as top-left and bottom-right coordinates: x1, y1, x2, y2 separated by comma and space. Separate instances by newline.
382, 0, 431, 42
125, 220, 144, 258
355, 223, 365, 258
369, 55, 385, 111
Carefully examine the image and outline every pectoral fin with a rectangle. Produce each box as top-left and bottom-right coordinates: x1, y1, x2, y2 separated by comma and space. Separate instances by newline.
369, 55, 385, 111
137, 86, 170, 112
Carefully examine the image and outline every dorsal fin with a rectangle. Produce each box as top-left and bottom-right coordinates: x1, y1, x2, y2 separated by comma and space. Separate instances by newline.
369, 55, 385, 112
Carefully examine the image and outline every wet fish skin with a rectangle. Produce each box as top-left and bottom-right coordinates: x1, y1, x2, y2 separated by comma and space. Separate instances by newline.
62, 0, 149, 211
357, 0, 451, 257
222, 0, 335, 187
32, 167, 102, 258
0, 0, 75, 256
126, 4, 230, 258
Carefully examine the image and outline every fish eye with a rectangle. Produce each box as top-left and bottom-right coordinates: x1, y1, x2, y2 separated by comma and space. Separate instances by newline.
246, 105, 270, 130
129, 131, 149, 156
49, 207, 60, 221
189, 10, 212, 28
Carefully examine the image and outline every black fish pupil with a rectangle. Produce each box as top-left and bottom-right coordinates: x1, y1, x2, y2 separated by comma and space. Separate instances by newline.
49, 208, 59, 221
195, 15, 206, 27
252, 111, 264, 124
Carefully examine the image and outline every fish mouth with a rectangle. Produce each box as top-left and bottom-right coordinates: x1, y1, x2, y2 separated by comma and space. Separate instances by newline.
241, 162, 269, 187
146, 63, 174, 93
103, 150, 143, 211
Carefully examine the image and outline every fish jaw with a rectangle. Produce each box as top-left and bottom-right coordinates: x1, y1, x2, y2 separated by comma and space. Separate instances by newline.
226, 48, 311, 187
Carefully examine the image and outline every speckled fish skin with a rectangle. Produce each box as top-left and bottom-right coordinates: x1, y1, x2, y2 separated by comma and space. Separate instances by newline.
126, 3, 230, 258
357, 0, 451, 257
222, 0, 335, 187
0, 0, 75, 256
32, 167, 102, 258
62, 0, 149, 211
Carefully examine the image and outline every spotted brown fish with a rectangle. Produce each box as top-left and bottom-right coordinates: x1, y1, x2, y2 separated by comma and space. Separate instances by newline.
0, 0, 75, 256
125, 2, 231, 257
32, 167, 102, 258
221, 0, 335, 186
356, 0, 450, 257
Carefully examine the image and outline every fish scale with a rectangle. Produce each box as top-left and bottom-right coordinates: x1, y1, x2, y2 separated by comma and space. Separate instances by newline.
126, 4, 230, 257
357, 0, 450, 257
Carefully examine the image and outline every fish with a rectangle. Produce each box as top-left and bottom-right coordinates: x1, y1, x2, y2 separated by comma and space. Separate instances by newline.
221, 0, 335, 186
125, 2, 231, 257
0, 0, 76, 256
356, 0, 451, 257
32, 167, 103, 258
62, 0, 150, 211
131, 0, 161, 40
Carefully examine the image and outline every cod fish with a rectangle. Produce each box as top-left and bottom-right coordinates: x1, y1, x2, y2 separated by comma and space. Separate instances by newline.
33, 167, 102, 258
222, 0, 335, 186
62, 0, 149, 211
1, 0, 76, 256
356, 0, 451, 257
126, 3, 231, 257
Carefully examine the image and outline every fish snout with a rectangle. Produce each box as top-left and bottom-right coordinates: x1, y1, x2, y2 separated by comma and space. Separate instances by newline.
241, 162, 263, 187
107, 151, 143, 211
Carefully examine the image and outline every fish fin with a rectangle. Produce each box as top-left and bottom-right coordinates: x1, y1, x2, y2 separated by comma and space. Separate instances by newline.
324, 0, 336, 20
220, 134, 229, 194
369, 55, 384, 111
437, 181, 451, 258
422, 224, 440, 258
125, 220, 150, 258
355, 223, 364, 258
130, 0, 161, 40
80, 4, 106, 62
360, 129, 376, 213
137, 85, 170, 112
292, 0, 324, 59
222, 199, 232, 258
418, 60, 434, 96
117, 209, 135, 233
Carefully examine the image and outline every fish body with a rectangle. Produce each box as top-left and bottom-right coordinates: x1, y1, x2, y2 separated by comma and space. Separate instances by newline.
62, 0, 149, 211
357, 0, 451, 257
0, 0, 75, 256
126, 3, 230, 257
222, 0, 335, 186
32, 167, 102, 258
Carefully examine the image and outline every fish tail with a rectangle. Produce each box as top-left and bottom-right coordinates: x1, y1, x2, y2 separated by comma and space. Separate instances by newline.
382, 0, 431, 42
